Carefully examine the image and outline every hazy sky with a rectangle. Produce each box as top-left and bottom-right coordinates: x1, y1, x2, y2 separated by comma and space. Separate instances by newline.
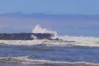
0, 0, 99, 15
0, 0, 99, 37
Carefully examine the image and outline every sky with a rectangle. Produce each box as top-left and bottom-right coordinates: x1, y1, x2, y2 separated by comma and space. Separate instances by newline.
0, 0, 99, 37
0, 0, 99, 15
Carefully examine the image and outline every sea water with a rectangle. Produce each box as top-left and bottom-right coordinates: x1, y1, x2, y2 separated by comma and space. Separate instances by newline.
0, 25, 99, 66
0, 44, 99, 66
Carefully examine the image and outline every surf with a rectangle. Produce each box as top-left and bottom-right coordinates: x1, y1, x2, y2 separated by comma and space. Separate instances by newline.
0, 24, 99, 47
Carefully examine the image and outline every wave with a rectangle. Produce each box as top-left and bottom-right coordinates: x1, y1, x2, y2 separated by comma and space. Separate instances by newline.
0, 37, 99, 47
59, 35, 99, 47
0, 25, 99, 47
0, 56, 98, 66
32, 24, 58, 37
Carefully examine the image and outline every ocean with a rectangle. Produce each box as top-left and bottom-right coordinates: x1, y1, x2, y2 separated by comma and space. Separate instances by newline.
0, 43, 99, 66
0, 25, 99, 66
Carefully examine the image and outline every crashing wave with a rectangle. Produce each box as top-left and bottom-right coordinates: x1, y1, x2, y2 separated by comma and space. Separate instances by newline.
0, 36, 99, 47
59, 36, 99, 47
0, 56, 99, 66
32, 24, 99, 47
0, 24, 99, 47
32, 24, 58, 38
0, 55, 34, 64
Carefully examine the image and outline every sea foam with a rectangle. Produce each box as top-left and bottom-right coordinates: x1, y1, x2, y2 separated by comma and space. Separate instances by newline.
0, 25, 99, 47
0, 56, 99, 66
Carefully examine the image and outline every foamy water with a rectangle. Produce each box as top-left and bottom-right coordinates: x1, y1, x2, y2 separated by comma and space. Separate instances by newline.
0, 25, 99, 66
0, 56, 99, 66
0, 36, 99, 47
0, 25, 99, 47
0, 45, 99, 66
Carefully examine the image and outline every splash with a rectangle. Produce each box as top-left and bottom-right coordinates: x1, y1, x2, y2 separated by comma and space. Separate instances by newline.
0, 24, 99, 47
32, 24, 58, 38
